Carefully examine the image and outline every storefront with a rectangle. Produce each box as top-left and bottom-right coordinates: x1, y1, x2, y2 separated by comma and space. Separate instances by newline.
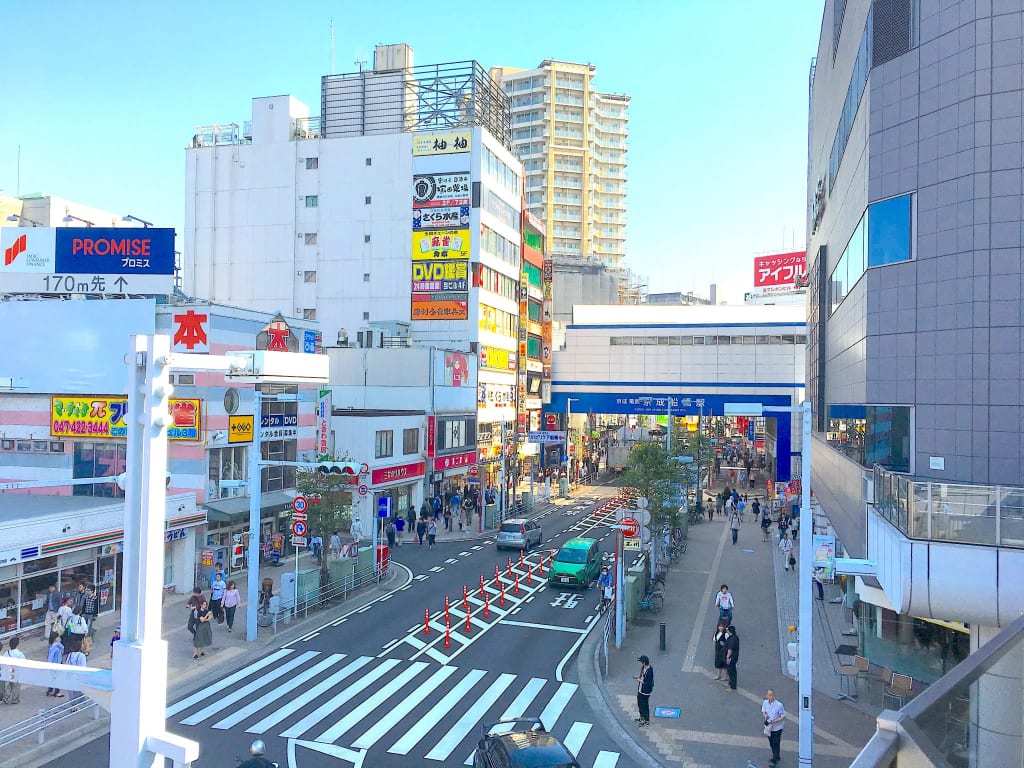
432, 449, 477, 499
0, 493, 203, 639
370, 460, 426, 525
201, 490, 296, 584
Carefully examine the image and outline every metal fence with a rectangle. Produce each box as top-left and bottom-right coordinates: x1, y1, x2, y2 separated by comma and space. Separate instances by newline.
264, 560, 390, 632
0, 695, 102, 748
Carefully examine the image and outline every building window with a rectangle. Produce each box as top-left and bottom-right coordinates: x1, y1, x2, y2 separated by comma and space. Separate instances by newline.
365, 157, 372, 166
208, 446, 248, 501
303, 270, 317, 283
363, 273, 370, 282
305, 195, 318, 208
868, 194, 912, 266
73, 442, 127, 498
363, 311, 370, 321
304, 233, 318, 245
364, 196, 372, 205
364, 234, 371, 243
375, 430, 394, 459
403, 428, 419, 455
305, 157, 319, 170
303, 309, 316, 321
827, 404, 910, 472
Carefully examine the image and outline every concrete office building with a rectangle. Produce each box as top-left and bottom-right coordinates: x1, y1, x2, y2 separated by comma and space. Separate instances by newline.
808, 1, 1024, 760
184, 43, 524, 505
492, 60, 630, 322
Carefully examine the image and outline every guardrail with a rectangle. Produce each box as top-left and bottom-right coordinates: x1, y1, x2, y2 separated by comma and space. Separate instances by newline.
0, 695, 102, 748
266, 560, 390, 632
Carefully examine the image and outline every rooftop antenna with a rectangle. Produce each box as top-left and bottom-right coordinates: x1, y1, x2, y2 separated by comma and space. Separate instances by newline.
330, 19, 335, 74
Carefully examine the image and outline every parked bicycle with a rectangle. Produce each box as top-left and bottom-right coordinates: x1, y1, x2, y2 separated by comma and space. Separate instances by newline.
257, 582, 275, 627
638, 589, 664, 614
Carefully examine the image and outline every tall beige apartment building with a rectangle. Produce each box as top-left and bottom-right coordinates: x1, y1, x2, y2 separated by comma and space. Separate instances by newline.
492, 61, 629, 267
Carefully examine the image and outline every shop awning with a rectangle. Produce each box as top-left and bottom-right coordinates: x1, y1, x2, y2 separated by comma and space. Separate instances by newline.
203, 491, 295, 523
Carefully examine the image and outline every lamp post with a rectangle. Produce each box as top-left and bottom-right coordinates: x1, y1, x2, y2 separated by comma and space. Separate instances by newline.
725, 400, 813, 767
5, 213, 45, 227
62, 210, 95, 227
122, 214, 154, 227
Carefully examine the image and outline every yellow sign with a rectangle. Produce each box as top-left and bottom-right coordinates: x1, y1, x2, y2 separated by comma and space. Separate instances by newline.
228, 414, 255, 444
412, 131, 471, 156
411, 298, 468, 320
50, 396, 201, 440
412, 229, 471, 261
480, 345, 517, 372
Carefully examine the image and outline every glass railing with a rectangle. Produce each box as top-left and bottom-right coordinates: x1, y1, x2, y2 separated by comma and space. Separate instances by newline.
872, 465, 1024, 548
851, 613, 1024, 768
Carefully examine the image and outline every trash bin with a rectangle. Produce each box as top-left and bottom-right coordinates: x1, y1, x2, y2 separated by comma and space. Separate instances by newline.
376, 544, 390, 576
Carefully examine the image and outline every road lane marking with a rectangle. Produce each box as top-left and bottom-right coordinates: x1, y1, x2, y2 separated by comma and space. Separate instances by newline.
315, 661, 429, 743
388, 668, 487, 755
563, 722, 592, 757
167, 648, 292, 717
538, 681, 577, 731
351, 665, 458, 749
424, 672, 516, 760
211, 653, 344, 730
245, 655, 373, 733
429, 566, 444, 572
593, 751, 619, 767
500, 620, 587, 634
280, 658, 401, 738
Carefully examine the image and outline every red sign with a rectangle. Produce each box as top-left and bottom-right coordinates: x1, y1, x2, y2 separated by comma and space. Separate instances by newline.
371, 461, 426, 486
172, 310, 209, 352
426, 416, 436, 458
468, 465, 479, 478
753, 251, 806, 288
433, 450, 477, 471
620, 516, 640, 538
546, 414, 557, 430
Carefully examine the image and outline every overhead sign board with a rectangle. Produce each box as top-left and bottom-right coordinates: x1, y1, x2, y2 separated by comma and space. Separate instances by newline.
1, 227, 175, 295
228, 415, 254, 444
50, 396, 200, 440
527, 431, 567, 444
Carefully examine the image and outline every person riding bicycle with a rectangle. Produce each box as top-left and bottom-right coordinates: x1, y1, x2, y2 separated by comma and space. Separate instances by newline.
597, 567, 613, 610
237, 739, 277, 768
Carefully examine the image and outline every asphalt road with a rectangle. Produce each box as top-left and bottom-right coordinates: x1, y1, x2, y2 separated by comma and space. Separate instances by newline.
75, 486, 646, 768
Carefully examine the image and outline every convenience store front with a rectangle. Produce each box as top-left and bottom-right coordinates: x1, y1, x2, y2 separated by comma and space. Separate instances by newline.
0, 493, 203, 639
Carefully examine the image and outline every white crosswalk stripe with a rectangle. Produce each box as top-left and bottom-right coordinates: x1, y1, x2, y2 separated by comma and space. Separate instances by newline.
167, 649, 619, 767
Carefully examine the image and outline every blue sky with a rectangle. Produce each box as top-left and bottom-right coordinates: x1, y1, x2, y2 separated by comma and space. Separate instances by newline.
0, 0, 824, 303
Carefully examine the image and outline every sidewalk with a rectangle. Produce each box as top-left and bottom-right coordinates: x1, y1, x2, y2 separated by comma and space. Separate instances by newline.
3, 549, 411, 768
583, 483, 881, 767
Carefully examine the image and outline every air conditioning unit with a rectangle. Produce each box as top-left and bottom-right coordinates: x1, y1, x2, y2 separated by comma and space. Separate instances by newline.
336, 329, 350, 347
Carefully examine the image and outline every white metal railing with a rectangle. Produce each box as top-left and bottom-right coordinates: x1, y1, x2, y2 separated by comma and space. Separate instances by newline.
0, 694, 102, 748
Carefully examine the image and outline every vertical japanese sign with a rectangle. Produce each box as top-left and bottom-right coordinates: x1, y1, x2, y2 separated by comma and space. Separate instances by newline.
541, 258, 553, 380
426, 415, 436, 458
317, 388, 332, 456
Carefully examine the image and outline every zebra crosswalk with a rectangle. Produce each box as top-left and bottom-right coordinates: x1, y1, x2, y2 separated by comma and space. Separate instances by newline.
167, 648, 620, 767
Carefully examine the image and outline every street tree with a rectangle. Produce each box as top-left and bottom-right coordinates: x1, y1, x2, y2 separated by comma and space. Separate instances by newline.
621, 441, 685, 530
295, 453, 356, 543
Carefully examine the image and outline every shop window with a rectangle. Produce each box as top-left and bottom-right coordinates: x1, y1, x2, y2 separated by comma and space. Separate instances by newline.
0, 575, 19, 634
208, 446, 248, 501
263, 439, 296, 492
403, 428, 419, 455
827, 404, 867, 466
866, 405, 911, 473
375, 430, 394, 459
60, 563, 96, 600
73, 442, 126, 497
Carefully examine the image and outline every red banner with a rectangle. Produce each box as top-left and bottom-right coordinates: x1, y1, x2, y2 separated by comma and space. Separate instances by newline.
426, 416, 436, 457
371, 461, 426, 486
433, 450, 477, 470
753, 251, 806, 288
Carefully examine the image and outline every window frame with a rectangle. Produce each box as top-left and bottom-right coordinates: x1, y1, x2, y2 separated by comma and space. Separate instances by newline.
375, 430, 394, 459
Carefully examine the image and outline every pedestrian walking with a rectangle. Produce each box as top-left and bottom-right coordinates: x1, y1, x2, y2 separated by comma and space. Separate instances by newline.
406, 506, 417, 539
71, 582, 87, 614
416, 516, 427, 546
813, 567, 825, 600
43, 583, 61, 640
65, 646, 87, 710
633, 654, 654, 727
67, 609, 89, 653
761, 688, 786, 765
45, 633, 65, 698
0, 637, 25, 704
394, 514, 405, 544
730, 511, 741, 545
186, 586, 204, 637
724, 624, 739, 691
222, 581, 241, 632
192, 600, 213, 659
761, 511, 772, 542
81, 585, 99, 634
427, 519, 437, 548
443, 505, 453, 532
713, 620, 729, 680
779, 532, 794, 571
210, 570, 227, 623
328, 531, 342, 559
385, 518, 397, 550
715, 584, 735, 622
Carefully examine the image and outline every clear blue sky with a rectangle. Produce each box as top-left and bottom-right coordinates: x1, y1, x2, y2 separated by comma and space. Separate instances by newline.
0, 0, 824, 303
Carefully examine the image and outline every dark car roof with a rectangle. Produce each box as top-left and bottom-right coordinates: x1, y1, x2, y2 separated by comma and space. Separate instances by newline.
494, 729, 577, 767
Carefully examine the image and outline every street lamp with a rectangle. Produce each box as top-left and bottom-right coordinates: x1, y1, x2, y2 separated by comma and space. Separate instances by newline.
725, 400, 813, 768
63, 209, 95, 227
6, 213, 45, 227
122, 214, 154, 227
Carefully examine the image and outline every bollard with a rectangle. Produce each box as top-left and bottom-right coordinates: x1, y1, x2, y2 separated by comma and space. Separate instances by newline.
519, 550, 525, 568
659, 622, 666, 651
500, 582, 506, 606
484, 594, 490, 618
444, 626, 451, 648
424, 608, 430, 635
538, 556, 545, 576
445, 595, 450, 623
527, 564, 533, 584
507, 557, 512, 576
480, 574, 485, 592
465, 610, 472, 632
495, 564, 500, 581
514, 574, 520, 595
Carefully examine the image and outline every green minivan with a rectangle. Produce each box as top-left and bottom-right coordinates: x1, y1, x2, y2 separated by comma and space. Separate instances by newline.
548, 537, 601, 589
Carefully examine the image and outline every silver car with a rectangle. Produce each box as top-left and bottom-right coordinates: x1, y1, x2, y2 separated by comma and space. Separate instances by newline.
496, 519, 542, 551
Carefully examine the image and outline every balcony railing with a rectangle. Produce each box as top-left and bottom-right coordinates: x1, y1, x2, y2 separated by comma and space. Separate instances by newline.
293, 116, 321, 139
872, 464, 1024, 548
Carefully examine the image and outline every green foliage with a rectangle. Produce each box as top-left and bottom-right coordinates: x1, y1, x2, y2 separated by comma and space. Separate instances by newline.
294, 452, 354, 537
621, 441, 684, 528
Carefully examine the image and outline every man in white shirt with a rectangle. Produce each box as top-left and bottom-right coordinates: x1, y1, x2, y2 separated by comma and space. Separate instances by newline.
1, 636, 26, 704
714, 584, 735, 622
761, 688, 786, 765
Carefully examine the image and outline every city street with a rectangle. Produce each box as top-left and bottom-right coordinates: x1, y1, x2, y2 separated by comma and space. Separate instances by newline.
72, 487, 637, 768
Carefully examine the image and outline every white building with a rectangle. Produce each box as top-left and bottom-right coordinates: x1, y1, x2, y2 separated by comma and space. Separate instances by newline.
184, 44, 524, 498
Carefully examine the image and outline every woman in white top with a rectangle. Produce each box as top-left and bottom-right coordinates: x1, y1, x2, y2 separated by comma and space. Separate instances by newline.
714, 584, 735, 621
779, 532, 794, 571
